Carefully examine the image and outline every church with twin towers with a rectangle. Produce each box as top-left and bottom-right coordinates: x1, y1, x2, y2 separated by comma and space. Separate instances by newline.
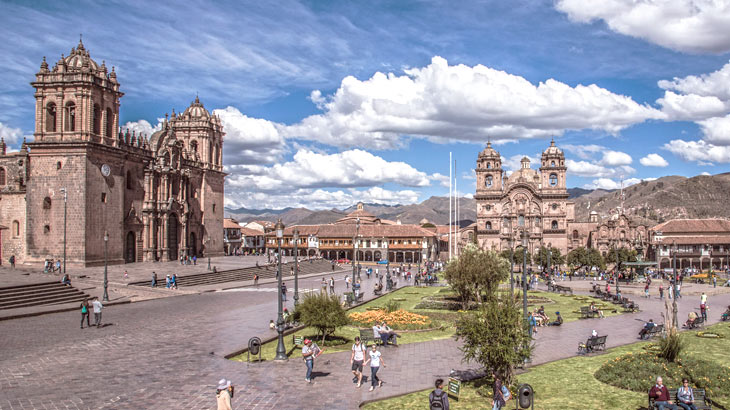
0, 38, 225, 267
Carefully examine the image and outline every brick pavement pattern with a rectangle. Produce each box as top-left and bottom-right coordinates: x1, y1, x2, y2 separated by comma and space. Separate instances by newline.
1, 277, 729, 409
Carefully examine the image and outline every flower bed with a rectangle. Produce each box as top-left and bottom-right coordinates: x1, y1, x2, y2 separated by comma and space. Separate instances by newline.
349, 309, 432, 330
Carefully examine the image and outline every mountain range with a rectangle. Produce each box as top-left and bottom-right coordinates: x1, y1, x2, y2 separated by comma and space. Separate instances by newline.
225, 173, 730, 228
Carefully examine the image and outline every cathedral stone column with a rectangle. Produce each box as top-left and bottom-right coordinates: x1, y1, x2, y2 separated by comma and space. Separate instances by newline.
161, 213, 169, 261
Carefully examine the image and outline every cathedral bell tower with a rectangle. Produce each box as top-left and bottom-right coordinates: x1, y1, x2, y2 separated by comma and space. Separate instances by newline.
31, 37, 123, 146
540, 139, 566, 191
476, 141, 502, 194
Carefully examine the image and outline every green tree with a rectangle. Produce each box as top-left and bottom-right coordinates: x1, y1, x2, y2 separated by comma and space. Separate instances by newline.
567, 247, 605, 271
534, 246, 565, 270
455, 292, 532, 382
444, 244, 510, 308
296, 292, 350, 344
606, 247, 638, 269
513, 246, 532, 266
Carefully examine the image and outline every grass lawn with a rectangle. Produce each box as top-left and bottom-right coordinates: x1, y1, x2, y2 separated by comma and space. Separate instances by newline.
363, 323, 730, 410
520, 290, 626, 324
230, 285, 456, 362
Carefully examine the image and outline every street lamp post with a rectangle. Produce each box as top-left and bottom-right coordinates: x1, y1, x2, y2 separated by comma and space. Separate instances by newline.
509, 235, 515, 293
522, 230, 529, 337
274, 219, 287, 361
353, 218, 360, 281
547, 243, 552, 276
103, 231, 109, 301
615, 246, 620, 296
672, 240, 678, 329
293, 229, 300, 307
60, 188, 67, 274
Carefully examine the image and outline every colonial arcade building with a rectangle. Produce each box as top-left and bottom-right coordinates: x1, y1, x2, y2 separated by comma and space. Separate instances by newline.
0, 39, 224, 266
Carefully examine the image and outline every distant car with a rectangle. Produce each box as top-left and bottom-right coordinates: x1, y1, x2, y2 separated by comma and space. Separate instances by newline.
336, 259, 350, 264
377, 260, 388, 265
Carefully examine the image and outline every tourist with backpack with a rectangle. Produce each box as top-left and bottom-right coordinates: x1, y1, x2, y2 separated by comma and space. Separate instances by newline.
429, 378, 449, 409
80, 299, 90, 329
492, 371, 510, 410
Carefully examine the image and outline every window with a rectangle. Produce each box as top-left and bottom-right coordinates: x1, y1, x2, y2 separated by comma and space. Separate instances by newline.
12, 220, 20, 237
552, 203, 558, 210
0, 167, 5, 185
46, 103, 57, 132
518, 215, 525, 226
573, 230, 579, 239
65, 102, 76, 132
93, 104, 101, 135
549, 173, 558, 186
190, 140, 198, 156
44, 225, 50, 234
486, 175, 493, 187
485, 205, 491, 211
551, 220, 558, 229
56, 161, 62, 170
213, 204, 216, 213
126, 170, 132, 190
43, 197, 52, 209
535, 217, 541, 226
487, 162, 491, 169
550, 160, 555, 167
101, 193, 107, 203
105, 108, 113, 138
486, 221, 492, 230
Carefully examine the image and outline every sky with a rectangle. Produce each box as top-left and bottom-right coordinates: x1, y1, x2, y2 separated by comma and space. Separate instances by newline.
1, 0, 730, 210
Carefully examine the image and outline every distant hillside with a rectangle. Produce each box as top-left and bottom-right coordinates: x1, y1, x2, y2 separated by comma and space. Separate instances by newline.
225, 172, 730, 228
573, 173, 730, 225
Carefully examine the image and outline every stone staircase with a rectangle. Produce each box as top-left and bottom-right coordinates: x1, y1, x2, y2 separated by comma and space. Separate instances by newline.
128, 259, 344, 288
0, 281, 92, 310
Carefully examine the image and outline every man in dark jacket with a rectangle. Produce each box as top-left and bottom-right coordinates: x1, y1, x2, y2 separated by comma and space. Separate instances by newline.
429, 379, 449, 410
649, 376, 677, 409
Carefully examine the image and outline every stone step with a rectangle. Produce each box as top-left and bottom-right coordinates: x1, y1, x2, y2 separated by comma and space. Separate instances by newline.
0, 281, 65, 295
0, 287, 87, 305
0, 289, 91, 310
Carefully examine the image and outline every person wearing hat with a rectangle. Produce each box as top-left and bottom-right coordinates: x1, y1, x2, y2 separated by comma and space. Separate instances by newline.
216, 378, 234, 410
547, 311, 563, 326
302, 339, 315, 383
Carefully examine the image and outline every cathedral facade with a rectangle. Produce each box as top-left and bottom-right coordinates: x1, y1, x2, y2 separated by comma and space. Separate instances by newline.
0, 39, 225, 267
474, 140, 573, 255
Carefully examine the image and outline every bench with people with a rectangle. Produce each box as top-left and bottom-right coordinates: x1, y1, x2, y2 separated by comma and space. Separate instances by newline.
683, 311, 705, 329
371, 321, 399, 346
373, 282, 383, 296
721, 305, 730, 321
639, 320, 663, 340
358, 328, 381, 346
578, 331, 607, 354
649, 376, 712, 410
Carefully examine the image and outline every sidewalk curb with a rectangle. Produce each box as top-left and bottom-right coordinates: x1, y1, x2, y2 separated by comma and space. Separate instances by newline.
0, 299, 131, 322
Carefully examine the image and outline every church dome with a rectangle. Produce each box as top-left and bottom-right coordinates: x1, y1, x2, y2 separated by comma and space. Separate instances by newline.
478, 141, 500, 159
183, 96, 211, 119
63, 38, 100, 72
542, 139, 563, 157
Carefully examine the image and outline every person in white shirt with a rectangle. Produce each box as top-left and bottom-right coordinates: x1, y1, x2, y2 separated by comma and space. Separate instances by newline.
92, 297, 103, 327
350, 337, 367, 387
372, 323, 382, 342
363, 344, 385, 391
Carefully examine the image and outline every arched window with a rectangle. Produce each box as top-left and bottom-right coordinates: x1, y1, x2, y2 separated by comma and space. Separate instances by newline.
486, 175, 493, 187
65, 102, 76, 132
0, 167, 5, 185
486, 221, 492, 230
56, 161, 62, 170
215, 144, 220, 165
550, 160, 555, 167
126, 170, 132, 190
190, 140, 198, 156
105, 108, 113, 138
46, 103, 57, 132
43, 197, 52, 209
549, 173, 558, 186
551, 220, 558, 230
208, 141, 213, 163
486, 162, 491, 169
12, 220, 20, 237
518, 215, 525, 226
93, 104, 101, 135
163, 151, 171, 167
573, 230, 579, 239
44, 225, 51, 234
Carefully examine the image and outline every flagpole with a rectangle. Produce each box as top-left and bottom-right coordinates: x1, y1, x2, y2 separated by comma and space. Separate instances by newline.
449, 152, 452, 261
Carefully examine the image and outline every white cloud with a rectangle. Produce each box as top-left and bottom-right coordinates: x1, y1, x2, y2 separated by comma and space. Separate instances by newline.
430, 173, 450, 188
698, 114, 730, 145
226, 148, 430, 193
0, 121, 29, 147
639, 153, 669, 167
556, 0, 730, 54
283, 56, 662, 149
658, 61, 730, 101
562, 144, 605, 160
121, 118, 163, 139
501, 154, 539, 171
583, 177, 642, 190
214, 106, 287, 165
566, 159, 635, 178
701, 171, 711, 176
663, 139, 730, 164
656, 90, 728, 121
463, 193, 474, 199
599, 150, 632, 166
224, 187, 420, 210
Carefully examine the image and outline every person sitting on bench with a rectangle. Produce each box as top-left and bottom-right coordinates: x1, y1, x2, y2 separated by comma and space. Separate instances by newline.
374, 282, 383, 293
683, 311, 698, 329
536, 306, 549, 325
547, 311, 563, 326
639, 319, 656, 339
590, 302, 604, 318
380, 321, 399, 346
722, 305, 730, 321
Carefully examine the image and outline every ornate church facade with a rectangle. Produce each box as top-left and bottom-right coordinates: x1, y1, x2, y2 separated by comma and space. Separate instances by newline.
0, 39, 225, 266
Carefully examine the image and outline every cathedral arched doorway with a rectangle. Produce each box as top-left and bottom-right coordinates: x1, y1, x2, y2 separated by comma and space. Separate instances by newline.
125, 231, 136, 263
190, 232, 197, 257
168, 214, 179, 261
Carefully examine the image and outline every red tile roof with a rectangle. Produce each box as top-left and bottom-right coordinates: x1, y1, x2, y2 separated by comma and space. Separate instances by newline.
651, 219, 730, 234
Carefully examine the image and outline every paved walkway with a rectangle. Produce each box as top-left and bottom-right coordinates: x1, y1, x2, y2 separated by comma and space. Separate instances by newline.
1, 277, 729, 409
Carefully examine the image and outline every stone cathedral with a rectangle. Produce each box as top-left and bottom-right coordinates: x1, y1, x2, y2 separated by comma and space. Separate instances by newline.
0, 39, 225, 266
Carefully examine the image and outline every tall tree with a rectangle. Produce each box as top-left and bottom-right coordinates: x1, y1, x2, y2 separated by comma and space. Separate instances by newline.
534, 246, 565, 270
444, 243, 509, 308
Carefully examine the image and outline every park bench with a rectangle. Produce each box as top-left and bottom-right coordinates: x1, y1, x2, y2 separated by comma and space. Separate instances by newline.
373, 287, 382, 296
547, 282, 555, 292
649, 388, 711, 410
642, 323, 664, 339
622, 299, 639, 312
425, 276, 439, 285
345, 291, 365, 306
358, 328, 381, 346
579, 306, 600, 319
555, 285, 573, 295
687, 316, 705, 329
578, 335, 607, 354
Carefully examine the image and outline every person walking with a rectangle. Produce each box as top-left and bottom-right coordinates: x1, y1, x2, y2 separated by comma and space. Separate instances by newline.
9, 255, 15, 269
92, 297, 103, 327
216, 379, 234, 410
350, 336, 367, 388
329, 276, 335, 295
491, 371, 510, 410
659, 284, 664, 299
701, 292, 707, 305
364, 344, 385, 391
80, 299, 90, 329
676, 282, 682, 299
253, 274, 259, 287
713, 275, 717, 288
123, 270, 128, 280
151, 272, 157, 288
302, 339, 315, 383
282, 282, 288, 302
429, 379, 449, 410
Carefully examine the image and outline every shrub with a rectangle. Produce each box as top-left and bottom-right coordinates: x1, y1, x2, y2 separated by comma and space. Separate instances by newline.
658, 330, 683, 363
383, 299, 401, 313
296, 292, 349, 344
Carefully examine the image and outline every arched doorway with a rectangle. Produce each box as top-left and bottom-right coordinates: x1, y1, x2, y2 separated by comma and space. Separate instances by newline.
190, 232, 197, 257
125, 232, 136, 263
168, 214, 179, 261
